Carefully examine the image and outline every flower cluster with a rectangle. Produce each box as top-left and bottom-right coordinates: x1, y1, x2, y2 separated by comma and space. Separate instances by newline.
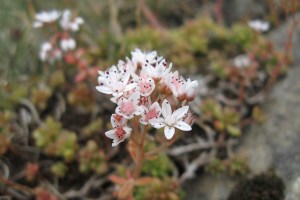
96, 49, 198, 146
33, 10, 84, 62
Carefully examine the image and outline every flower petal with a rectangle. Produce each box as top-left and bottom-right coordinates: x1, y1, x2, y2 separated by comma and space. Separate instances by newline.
105, 129, 116, 139
161, 99, 172, 118
96, 85, 113, 94
174, 121, 192, 131
164, 126, 175, 139
151, 102, 161, 115
128, 91, 140, 104
149, 118, 165, 129
112, 139, 123, 147
172, 106, 189, 121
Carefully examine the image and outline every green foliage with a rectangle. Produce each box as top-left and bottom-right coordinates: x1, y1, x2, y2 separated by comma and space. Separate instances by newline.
0, 81, 29, 109
229, 24, 254, 50
49, 70, 65, 88
33, 117, 77, 161
201, 99, 241, 137
123, 27, 169, 55
30, 84, 52, 111
51, 162, 68, 178
67, 83, 95, 110
142, 142, 172, 178
252, 106, 267, 123
134, 178, 184, 200
142, 154, 172, 178
78, 140, 107, 174
0, 110, 14, 155
205, 157, 248, 176
208, 52, 230, 79
82, 118, 103, 137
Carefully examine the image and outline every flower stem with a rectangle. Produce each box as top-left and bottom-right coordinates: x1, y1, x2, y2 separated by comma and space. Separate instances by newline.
133, 125, 147, 178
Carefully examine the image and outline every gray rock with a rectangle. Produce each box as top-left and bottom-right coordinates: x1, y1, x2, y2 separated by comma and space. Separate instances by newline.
268, 14, 300, 65
183, 174, 235, 200
234, 14, 300, 200
184, 14, 300, 200
236, 65, 300, 200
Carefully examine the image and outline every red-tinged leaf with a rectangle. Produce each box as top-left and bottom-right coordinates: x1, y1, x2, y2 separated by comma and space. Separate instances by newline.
75, 71, 86, 83
64, 53, 76, 64
109, 175, 126, 185
135, 177, 156, 186
118, 181, 134, 199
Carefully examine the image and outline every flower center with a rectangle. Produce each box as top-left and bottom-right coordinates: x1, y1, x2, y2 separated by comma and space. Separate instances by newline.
139, 82, 152, 94
165, 116, 175, 126
121, 102, 135, 115
145, 108, 158, 121
113, 114, 123, 122
115, 127, 126, 140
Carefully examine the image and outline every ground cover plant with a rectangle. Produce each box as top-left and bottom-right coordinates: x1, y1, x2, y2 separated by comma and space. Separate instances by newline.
0, 0, 299, 199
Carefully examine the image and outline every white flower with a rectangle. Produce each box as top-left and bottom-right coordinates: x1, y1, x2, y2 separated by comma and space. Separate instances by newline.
115, 92, 142, 119
105, 114, 132, 147
39, 42, 52, 61
39, 42, 62, 62
60, 38, 76, 51
165, 71, 198, 101
131, 48, 162, 67
33, 10, 61, 28
96, 65, 136, 99
140, 102, 161, 125
134, 72, 155, 97
149, 100, 192, 139
60, 9, 84, 32
248, 19, 270, 32
117, 58, 138, 78
185, 78, 199, 101
142, 59, 172, 80
233, 54, 250, 68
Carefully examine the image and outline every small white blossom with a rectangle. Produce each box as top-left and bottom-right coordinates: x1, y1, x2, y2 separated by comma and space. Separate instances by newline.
150, 100, 191, 139
233, 54, 251, 68
96, 66, 136, 99
165, 71, 198, 101
115, 92, 142, 119
142, 59, 172, 80
39, 42, 52, 61
131, 48, 162, 67
105, 114, 132, 147
117, 58, 138, 79
134, 72, 155, 97
60, 38, 76, 51
60, 9, 84, 32
185, 78, 199, 101
248, 19, 270, 32
39, 42, 62, 62
33, 10, 61, 28
140, 102, 161, 125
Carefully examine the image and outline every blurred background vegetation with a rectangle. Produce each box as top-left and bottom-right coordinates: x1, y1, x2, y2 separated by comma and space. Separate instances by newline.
0, 0, 299, 199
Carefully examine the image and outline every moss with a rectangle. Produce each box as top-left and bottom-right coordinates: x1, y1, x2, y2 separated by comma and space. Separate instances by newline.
227, 172, 285, 200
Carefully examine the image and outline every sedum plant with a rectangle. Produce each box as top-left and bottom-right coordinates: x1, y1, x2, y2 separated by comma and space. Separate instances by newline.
33, 117, 77, 162
96, 48, 198, 199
